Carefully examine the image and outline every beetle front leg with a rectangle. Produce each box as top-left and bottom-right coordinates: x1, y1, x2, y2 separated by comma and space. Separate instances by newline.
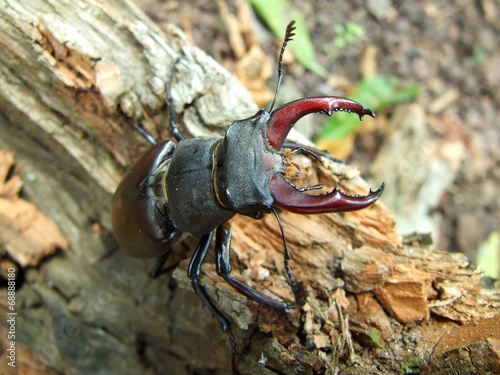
166, 57, 186, 142
215, 221, 297, 310
270, 209, 307, 307
282, 142, 345, 164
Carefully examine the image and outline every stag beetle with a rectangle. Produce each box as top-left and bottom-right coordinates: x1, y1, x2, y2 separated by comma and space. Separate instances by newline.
111, 21, 384, 372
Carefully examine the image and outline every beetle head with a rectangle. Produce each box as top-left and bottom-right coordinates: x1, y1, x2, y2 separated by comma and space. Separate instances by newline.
214, 19, 383, 219
214, 109, 283, 219
213, 96, 384, 218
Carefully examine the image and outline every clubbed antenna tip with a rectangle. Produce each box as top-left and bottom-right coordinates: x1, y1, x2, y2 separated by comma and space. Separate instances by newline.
269, 20, 297, 112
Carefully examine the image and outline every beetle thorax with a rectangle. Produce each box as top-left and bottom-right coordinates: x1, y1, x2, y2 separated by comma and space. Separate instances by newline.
214, 109, 285, 219
165, 138, 236, 235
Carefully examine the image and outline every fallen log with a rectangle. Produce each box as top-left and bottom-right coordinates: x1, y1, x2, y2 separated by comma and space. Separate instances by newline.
0, 1, 498, 374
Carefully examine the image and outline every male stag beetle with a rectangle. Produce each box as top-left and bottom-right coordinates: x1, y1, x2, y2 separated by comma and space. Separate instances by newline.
111, 21, 384, 371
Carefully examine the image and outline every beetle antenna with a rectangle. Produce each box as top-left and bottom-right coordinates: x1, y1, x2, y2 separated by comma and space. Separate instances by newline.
269, 20, 296, 113
271, 208, 307, 307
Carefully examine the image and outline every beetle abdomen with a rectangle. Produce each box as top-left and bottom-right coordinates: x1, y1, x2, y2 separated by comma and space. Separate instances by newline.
111, 141, 181, 258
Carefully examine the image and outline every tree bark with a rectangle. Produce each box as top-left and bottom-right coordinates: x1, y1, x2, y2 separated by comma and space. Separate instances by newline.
0, 1, 498, 374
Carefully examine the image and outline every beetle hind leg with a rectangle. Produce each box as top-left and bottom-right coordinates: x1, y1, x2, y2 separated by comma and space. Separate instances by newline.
187, 232, 237, 373
149, 252, 170, 278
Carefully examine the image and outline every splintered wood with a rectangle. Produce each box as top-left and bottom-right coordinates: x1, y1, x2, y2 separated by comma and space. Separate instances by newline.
420, 315, 500, 374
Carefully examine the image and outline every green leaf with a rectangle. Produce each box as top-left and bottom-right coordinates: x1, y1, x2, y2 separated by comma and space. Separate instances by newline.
333, 22, 365, 50
346, 21, 364, 37
367, 330, 383, 348
249, 0, 327, 77
476, 231, 500, 279
248, 0, 287, 33
334, 24, 345, 35
334, 38, 346, 49
315, 75, 420, 141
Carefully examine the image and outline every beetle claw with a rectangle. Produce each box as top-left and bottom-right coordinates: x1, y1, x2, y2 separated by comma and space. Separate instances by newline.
266, 95, 382, 213
269, 174, 384, 214
266, 97, 375, 150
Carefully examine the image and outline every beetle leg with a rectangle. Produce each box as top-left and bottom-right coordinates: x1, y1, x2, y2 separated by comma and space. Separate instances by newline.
149, 251, 170, 278
271, 209, 307, 307
283, 144, 323, 163
187, 232, 237, 373
215, 221, 298, 310
282, 142, 345, 164
167, 57, 186, 142
270, 174, 385, 214
125, 57, 186, 145
130, 120, 158, 146
266, 97, 375, 150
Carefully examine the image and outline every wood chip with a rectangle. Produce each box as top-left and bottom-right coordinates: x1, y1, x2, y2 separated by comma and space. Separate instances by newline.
0, 150, 68, 266
373, 264, 434, 323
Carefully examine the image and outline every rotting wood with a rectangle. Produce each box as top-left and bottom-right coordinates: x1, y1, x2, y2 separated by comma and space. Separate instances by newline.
0, 1, 498, 374
0, 150, 68, 267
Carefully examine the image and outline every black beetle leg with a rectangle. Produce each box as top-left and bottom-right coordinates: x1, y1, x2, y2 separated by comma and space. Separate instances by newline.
130, 120, 158, 146
215, 221, 296, 310
126, 57, 186, 146
271, 209, 307, 307
149, 251, 170, 278
149, 229, 183, 278
167, 57, 186, 143
187, 232, 237, 373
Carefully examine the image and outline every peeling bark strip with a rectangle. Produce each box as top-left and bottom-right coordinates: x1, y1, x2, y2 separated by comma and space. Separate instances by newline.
0, 1, 498, 374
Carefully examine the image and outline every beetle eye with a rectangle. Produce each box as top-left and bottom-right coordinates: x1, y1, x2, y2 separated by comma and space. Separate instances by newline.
237, 203, 270, 219
252, 211, 264, 219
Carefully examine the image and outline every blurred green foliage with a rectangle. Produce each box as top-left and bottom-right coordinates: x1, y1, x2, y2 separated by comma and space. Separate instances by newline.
333, 21, 365, 49
476, 230, 500, 279
403, 355, 421, 374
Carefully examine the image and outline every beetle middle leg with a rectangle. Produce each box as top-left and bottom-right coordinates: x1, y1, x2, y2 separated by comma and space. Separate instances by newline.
215, 221, 304, 309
